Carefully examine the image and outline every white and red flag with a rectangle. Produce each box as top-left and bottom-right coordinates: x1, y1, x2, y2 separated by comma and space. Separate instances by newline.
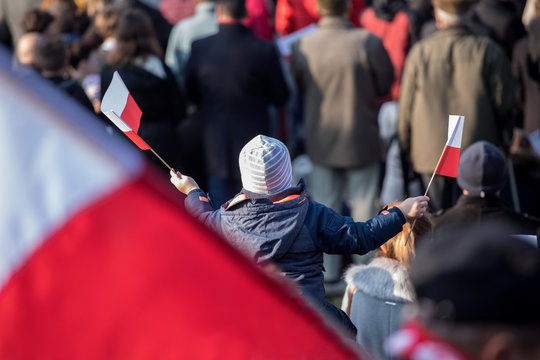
0, 48, 362, 359
405, 115, 465, 245
100, 71, 149, 150
434, 115, 465, 178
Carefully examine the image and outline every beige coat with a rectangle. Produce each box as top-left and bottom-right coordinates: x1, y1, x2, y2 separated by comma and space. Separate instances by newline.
398, 27, 515, 174
290, 16, 393, 168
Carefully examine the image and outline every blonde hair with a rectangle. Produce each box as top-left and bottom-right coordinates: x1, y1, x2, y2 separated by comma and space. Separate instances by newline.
375, 201, 432, 267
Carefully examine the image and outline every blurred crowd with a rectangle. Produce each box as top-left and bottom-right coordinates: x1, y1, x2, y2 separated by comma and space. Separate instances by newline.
2, 0, 540, 358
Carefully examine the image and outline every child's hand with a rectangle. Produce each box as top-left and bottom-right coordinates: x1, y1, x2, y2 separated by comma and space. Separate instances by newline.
170, 169, 200, 195
397, 196, 430, 221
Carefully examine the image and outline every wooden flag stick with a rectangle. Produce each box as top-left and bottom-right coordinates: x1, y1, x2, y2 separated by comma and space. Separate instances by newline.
404, 117, 463, 246
150, 148, 173, 171
403, 147, 445, 246
404, 184, 431, 246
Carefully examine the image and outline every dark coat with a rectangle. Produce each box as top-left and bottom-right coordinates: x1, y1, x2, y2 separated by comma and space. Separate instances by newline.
101, 61, 185, 170
433, 194, 540, 235
184, 180, 406, 332
184, 24, 290, 180
512, 36, 540, 134
468, 0, 526, 58
47, 75, 94, 113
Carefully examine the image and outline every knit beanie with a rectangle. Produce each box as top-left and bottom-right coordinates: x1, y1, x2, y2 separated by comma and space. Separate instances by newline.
457, 141, 508, 196
239, 135, 293, 195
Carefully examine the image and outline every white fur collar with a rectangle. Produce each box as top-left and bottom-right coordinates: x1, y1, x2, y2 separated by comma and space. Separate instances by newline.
344, 257, 415, 303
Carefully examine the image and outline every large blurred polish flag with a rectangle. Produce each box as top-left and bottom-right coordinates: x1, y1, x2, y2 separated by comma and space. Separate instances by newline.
0, 49, 361, 359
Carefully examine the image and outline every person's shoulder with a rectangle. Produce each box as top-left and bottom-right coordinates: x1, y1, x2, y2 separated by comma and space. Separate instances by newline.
187, 36, 213, 58
191, 32, 219, 48
431, 203, 467, 228
242, 30, 276, 48
503, 210, 540, 235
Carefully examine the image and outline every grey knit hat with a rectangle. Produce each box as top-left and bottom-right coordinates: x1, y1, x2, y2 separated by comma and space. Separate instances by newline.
239, 135, 293, 195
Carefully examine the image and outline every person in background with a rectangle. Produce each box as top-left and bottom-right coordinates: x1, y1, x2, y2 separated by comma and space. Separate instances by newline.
75, 3, 122, 113
0, 0, 41, 49
184, 0, 289, 207
101, 8, 185, 172
433, 140, 540, 235
386, 223, 540, 360
117, 0, 173, 52
467, 0, 527, 59
15, 32, 42, 68
500, 129, 540, 218
160, 0, 272, 40
74, 43, 105, 113
274, 0, 365, 36
170, 134, 430, 336
165, 0, 217, 89
512, 10, 540, 135
398, 0, 515, 212
359, 0, 413, 102
21, 8, 55, 34
34, 34, 94, 111
290, 0, 393, 282
94, 3, 121, 52
342, 201, 432, 360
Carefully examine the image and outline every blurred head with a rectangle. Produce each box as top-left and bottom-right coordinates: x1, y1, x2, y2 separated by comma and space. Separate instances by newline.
107, 8, 162, 67
45, 2, 76, 34
375, 202, 432, 267
33, 34, 67, 73
431, 0, 475, 14
408, 223, 540, 359
86, 0, 114, 18
317, 0, 348, 16
239, 135, 293, 196
16, 32, 43, 65
457, 141, 508, 197
94, 4, 122, 40
431, 0, 475, 27
21, 8, 55, 34
216, 0, 247, 19
41, 0, 78, 13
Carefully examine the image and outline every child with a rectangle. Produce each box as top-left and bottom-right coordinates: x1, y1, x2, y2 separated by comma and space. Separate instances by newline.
170, 135, 429, 335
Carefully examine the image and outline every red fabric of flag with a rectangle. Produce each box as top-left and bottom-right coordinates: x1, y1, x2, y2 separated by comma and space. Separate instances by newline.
434, 115, 464, 178
121, 93, 142, 133
101, 72, 149, 151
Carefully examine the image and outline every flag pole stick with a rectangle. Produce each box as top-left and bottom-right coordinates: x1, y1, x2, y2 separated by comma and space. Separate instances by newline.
403, 149, 445, 246
404, 181, 432, 246
404, 117, 462, 246
150, 148, 173, 171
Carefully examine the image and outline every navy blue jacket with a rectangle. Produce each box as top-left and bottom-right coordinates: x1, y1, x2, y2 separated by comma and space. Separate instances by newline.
185, 181, 406, 306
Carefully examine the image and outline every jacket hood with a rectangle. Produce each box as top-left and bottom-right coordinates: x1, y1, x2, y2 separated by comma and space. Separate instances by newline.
219, 181, 309, 263
344, 257, 415, 303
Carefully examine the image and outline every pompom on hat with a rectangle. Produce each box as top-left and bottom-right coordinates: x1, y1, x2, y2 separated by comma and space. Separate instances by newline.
239, 135, 293, 195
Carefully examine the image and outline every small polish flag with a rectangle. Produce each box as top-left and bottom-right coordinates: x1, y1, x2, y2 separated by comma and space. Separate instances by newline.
100, 71, 149, 150
434, 115, 464, 178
